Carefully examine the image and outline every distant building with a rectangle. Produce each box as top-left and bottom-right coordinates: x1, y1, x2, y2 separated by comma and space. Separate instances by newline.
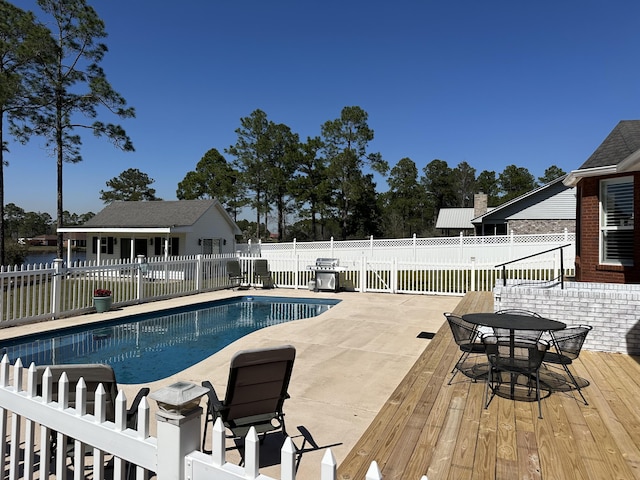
471, 177, 575, 235
435, 179, 575, 237
28, 235, 57, 247
58, 199, 241, 264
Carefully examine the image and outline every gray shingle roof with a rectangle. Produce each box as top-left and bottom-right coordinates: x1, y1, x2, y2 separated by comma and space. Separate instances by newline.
83, 200, 217, 228
579, 120, 640, 170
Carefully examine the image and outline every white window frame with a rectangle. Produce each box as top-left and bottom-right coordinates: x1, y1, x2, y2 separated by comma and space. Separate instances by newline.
600, 176, 634, 266
200, 238, 221, 255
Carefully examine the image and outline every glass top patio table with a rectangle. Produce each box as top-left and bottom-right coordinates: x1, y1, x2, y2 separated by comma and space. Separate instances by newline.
462, 313, 566, 332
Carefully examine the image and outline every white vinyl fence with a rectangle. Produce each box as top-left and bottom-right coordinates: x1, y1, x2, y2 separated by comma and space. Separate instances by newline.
256, 231, 575, 264
0, 357, 427, 480
0, 233, 575, 327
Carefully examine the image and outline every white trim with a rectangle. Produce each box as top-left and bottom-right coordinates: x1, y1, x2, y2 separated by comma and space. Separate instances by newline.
563, 165, 618, 187
618, 148, 640, 172
599, 176, 634, 266
58, 227, 172, 234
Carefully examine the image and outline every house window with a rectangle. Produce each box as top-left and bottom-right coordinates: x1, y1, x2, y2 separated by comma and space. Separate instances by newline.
600, 177, 634, 265
201, 238, 221, 254
154, 237, 179, 256
92, 237, 114, 255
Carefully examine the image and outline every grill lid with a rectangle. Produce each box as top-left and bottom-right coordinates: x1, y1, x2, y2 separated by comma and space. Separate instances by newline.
315, 258, 340, 267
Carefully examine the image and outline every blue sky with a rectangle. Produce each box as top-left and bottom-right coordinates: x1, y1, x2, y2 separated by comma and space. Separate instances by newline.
6, 0, 640, 217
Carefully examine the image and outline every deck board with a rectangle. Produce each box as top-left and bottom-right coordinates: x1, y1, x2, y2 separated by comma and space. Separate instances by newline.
337, 291, 640, 480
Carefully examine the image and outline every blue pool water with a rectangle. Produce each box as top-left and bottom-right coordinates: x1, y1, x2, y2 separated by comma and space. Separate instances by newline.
0, 296, 340, 384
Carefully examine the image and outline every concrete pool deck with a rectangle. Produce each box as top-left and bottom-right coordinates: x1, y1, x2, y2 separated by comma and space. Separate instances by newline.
0, 289, 461, 479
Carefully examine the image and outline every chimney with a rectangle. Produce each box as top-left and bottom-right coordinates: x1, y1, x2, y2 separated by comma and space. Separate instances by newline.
474, 193, 488, 217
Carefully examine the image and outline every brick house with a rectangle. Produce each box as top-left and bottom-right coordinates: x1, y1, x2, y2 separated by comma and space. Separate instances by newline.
471, 177, 575, 235
564, 120, 640, 283
435, 180, 575, 237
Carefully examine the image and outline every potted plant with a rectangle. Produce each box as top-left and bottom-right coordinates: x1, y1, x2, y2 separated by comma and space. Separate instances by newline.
93, 288, 112, 313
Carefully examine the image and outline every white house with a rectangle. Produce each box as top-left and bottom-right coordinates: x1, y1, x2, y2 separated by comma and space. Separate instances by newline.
58, 199, 242, 264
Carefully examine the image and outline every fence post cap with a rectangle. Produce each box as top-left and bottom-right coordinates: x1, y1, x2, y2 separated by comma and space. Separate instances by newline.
150, 381, 208, 416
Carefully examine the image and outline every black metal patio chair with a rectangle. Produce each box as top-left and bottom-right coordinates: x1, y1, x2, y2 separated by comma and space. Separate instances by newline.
482, 334, 550, 418
444, 312, 487, 385
544, 324, 592, 405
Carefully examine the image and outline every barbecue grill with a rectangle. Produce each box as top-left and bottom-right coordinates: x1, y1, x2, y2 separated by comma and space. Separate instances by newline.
307, 258, 347, 292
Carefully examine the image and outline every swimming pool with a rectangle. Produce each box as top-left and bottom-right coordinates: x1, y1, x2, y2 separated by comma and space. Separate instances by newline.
0, 296, 340, 384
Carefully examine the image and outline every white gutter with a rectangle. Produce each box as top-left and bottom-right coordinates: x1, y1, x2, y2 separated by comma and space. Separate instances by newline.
57, 227, 173, 234
563, 165, 617, 187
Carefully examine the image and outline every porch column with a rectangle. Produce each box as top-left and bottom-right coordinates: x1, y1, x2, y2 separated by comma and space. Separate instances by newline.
66, 238, 72, 265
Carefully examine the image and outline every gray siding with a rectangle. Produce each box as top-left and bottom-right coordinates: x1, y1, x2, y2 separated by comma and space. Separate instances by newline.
507, 188, 576, 220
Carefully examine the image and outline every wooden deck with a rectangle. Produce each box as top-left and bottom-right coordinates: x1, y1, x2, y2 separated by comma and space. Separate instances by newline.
337, 292, 640, 480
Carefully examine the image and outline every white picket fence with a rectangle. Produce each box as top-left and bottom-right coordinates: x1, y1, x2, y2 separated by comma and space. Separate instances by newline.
0, 357, 427, 480
0, 233, 575, 327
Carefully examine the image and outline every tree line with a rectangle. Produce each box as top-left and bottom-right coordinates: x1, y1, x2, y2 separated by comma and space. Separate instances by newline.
173, 106, 565, 242
176, 106, 565, 241
100, 110, 565, 243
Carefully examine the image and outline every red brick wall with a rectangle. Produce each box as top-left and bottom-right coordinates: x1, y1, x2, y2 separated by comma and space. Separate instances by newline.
576, 173, 640, 283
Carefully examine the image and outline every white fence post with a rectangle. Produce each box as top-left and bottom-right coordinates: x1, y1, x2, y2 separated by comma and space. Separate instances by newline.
150, 382, 208, 480
391, 258, 398, 294
136, 255, 146, 302
413, 233, 417, 263
321, 449, 337, 480
470, 257, 476, 292
51, 258, 64, 319
366, 461, 383, 480
360, 257, 367, 293
195, 254, 203, 292
510, 230, 515, 259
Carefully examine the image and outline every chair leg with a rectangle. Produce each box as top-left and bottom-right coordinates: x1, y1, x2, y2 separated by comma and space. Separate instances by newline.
448, 350, 474, 385
202, 412, 213, 453
536, 372, 543, 419
562, 364, 588, 405
484, 368, 495, 409
202, 422, 209, 453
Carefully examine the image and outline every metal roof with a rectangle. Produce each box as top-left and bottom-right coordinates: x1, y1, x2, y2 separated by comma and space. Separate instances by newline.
435, 208, 476, 229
